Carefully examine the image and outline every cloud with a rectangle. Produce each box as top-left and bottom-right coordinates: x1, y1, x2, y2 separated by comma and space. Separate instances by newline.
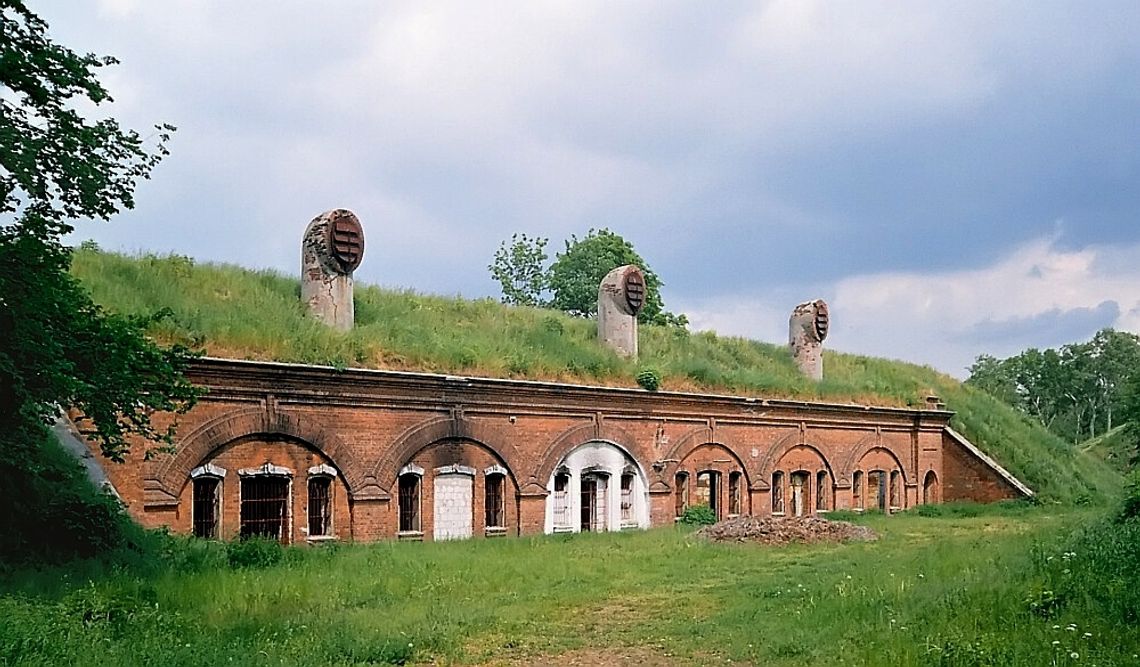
677, 235, 1140, 378
28, 1, 1140, 378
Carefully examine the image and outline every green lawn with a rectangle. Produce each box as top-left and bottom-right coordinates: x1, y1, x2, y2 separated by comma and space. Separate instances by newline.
3, 507, 1137, 666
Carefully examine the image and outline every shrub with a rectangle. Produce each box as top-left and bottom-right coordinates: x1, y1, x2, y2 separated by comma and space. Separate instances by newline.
226, 536, 284, 569
636, 367, 662, 392
1120, 470, 1140, 522
679, 504, 717, 526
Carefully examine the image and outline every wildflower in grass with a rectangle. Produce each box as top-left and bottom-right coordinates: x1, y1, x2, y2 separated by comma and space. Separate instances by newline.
1071, 651, 1079, 659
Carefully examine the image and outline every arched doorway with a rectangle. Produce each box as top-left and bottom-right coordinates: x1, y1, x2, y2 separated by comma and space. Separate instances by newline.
545, 441, 649, 533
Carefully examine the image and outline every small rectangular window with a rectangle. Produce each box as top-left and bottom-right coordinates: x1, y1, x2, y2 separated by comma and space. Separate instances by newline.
816, 471, 829, 511
674, 472, 689, 517
308, 476, 332, 537
620, 473, 634, 523
485, 474, 505, 529
728, 472, 742, 516
771, 471, 785, 514
553, 472, 570, 527
193, 477, 220, 539
853, 471, 864, 510
398, 474, 421, 532
889, 470, 901, 509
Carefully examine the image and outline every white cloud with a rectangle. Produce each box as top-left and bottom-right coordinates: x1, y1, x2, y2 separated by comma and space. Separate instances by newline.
678, 235, 1140, 377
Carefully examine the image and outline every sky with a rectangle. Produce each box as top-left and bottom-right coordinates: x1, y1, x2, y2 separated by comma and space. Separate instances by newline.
35, 1, 1140, 377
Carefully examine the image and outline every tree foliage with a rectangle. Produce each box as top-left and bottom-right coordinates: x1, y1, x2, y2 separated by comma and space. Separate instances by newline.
966, 328, 1140, 444
488, 228, 687, 327
488, 233, 550, 308
1, 0, 199, 463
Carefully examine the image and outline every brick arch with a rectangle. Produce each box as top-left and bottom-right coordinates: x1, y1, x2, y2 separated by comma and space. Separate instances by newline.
532, 420, 647, 490
664, 427, 751, 488
756, 432, 839, 488
152, 407, 362, 497
369, 415, 525, 492
840, 435, 912, 484
845, 445, 910, 484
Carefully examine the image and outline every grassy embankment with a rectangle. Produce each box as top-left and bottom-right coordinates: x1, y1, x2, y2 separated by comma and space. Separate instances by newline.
2, 505, 1138, 666
71, 249, 1120, 504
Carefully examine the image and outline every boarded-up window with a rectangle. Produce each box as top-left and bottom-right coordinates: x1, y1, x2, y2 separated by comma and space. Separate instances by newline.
674, 472, 689, 517
853, 470, 864, 510
889, 470, 901, 509
816, 470, 829, 511
193, 476, 220, 539
307, 476, 332, 537
790, 471, 809, 517
923, 470, 939, 504
728, 471, 742, 515
240, 475, 289, 542
398, 473, 421, 532
485, 474, 505, 528
620, 473, 634, 523
553, 471, 571, 528
771, 471, 785, 514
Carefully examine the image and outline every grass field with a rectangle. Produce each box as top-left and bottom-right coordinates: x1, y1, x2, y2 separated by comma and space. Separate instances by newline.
2, 506, 1138, 666
69, 249, 1120, 505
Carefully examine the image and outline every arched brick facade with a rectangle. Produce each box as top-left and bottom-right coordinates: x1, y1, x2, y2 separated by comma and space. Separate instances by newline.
94, 358, 1030, 541
149, 406, 361, 499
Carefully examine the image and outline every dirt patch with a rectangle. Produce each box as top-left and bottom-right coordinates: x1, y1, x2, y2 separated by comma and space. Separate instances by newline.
695, 515, 877, 545
469, 646, 691, 666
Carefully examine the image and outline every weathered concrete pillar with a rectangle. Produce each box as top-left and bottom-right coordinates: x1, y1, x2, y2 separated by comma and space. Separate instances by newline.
789, 299, 829, 380
598, 264, 646, 358
301, 209, 364, 330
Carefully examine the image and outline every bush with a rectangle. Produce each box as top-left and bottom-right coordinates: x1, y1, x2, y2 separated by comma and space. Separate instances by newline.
636, 367, 661, 392
226, 536, 284, 569
1120, 470, 1140, 522
679, 504, 717, 526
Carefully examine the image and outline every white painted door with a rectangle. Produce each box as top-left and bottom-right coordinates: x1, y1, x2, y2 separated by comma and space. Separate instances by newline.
433, 474, 473, 540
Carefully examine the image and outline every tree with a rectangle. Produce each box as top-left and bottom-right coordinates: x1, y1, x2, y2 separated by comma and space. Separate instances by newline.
548, 228, 686, 326
1, 3, 197, 473
488, 233, 550, 307
965, 354, 1020, 406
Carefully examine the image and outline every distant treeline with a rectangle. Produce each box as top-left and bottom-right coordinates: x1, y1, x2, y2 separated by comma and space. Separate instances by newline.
967, 328, 1140, 444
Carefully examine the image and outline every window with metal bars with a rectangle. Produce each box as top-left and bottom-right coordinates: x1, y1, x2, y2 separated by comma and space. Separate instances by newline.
853, 470, 864, 509
240, 475, 289, 542
307, 476, 332, 537
192, 476, 220, 539
485, 474, 505, 528
398, 473, 421, 532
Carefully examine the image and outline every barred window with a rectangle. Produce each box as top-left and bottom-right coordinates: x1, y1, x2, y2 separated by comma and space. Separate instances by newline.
853, 470, 864, 510
620, 473, 634, 523
307, 476, 332, 537
192, 476, 220, 539
240, 475, 289, 542
485, 474, 505, 529
398, 473, 421, 532
816, 470, 829, 511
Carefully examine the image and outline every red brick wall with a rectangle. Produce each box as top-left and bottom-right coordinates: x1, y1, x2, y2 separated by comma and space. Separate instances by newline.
942, 434, 1023, 503
82, 358, 1027, 543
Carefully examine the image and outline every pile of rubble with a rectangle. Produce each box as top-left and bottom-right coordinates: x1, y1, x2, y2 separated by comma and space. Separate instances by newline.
695, 515, 877, 546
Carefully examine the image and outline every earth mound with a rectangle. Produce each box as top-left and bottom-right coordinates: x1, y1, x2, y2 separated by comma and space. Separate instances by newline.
695, 515, 877, 545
